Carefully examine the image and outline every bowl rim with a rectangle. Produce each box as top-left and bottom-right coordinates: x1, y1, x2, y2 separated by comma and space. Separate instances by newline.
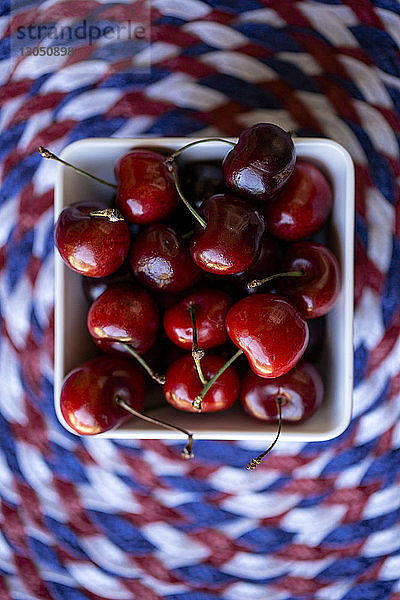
54, 135, 354, 442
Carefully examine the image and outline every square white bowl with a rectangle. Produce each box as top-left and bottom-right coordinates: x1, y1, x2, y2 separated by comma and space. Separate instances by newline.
54, 136, 354, 442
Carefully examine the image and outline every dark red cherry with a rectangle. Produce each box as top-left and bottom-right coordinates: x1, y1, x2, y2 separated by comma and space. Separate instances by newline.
222, 123, 295, 201
60, 355, 145, 435
278, 241, 340, 318
163, 288, 233, 350
55, 202, 130, 277
241, 360, 323, 422
87, 282, 159, 355
225, 293, 309, 378
265, 160, 333, 241
233, 231, 281, 293
115, 149, 178, 224
164, 354, 239, 413
190, 193, 264, 275
130, 224, 202, 293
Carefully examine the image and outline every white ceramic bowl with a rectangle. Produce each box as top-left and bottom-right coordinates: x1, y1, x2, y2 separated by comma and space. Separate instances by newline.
54, 136, 354, 442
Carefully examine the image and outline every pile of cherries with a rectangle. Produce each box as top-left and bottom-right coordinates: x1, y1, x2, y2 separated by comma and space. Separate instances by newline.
43, 123, 340, 469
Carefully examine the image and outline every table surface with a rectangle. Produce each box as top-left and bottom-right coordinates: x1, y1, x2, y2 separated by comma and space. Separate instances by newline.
1, 1, 400, 599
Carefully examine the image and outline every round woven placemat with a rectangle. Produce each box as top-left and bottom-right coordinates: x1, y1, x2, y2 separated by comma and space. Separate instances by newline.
0, 1, 399, 598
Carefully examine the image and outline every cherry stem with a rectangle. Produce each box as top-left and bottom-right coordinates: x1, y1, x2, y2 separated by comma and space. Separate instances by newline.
165, 137, 236, 163
121, 344, 166, 385
115, 397, 194, 459
247, 269, 304, 291
188, 305, 207, 386
181, 230, 194, 240
38, 146, 117, 190
167, 164, 206, 229
89, 208, 125, 222
246, 398, 283, 470
193, 349, 243, 412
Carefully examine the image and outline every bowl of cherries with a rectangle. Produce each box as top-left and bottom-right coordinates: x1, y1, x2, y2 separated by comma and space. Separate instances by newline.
47, 123, 354, 469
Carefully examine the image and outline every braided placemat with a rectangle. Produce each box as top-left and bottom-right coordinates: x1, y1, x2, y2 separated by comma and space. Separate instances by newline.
1, 1, 400, 598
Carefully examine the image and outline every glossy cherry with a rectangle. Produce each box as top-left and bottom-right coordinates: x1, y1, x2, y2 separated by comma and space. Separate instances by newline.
60, 355, 145, 435
60, 354, 194, 456
55, 202, 130, 277
163, 288, 233, 350
115, 149, 178, 224
164, 354, 240, 413
130, 224, 202, 293
278, 241, 341, 318
225, 293, 309, 378
222, 123, 295, 201
265, 159, 333, 241
241, 360, 323, 422
41, 145, 178, 226
87, 282, 159, 355
190, 193, 264, 275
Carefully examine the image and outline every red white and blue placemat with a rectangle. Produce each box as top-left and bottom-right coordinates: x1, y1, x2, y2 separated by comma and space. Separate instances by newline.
1, 1, 400, 598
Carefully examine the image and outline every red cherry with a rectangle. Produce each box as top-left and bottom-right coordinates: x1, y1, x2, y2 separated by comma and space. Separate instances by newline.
190, 193, 264, 275
115, 150, 178, 224
265, 160, 333, 241
55, 202, 130, 277
130, 224, 201, 293
163, 288, 233, 350
164, 354, 239, 413
87, 282, 159, 355
278, 241, 341, 318
60, 355, 145, 435
241, 360, 323, 422
222, 123, 295, 201
225, 293, 309, 378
